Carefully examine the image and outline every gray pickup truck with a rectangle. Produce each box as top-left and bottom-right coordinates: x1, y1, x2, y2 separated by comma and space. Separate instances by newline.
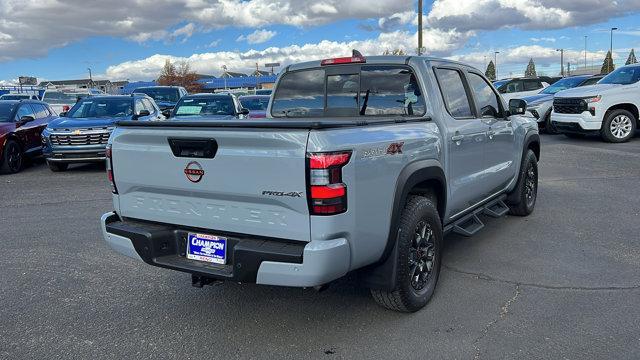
101, 54, 540, 312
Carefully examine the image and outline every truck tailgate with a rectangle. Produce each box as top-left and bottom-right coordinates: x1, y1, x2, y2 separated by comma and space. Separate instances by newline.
110, 127, 311, 242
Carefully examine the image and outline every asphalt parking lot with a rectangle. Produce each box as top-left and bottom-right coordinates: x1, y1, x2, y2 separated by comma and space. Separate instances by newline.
1, 133, 639, 359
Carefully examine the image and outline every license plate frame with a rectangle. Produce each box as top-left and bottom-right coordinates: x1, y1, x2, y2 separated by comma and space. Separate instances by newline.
186, 233, 227, 265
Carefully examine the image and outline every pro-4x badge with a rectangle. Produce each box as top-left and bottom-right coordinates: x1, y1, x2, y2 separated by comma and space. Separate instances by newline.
184, 161, 205, 183
386, 142, 404, 155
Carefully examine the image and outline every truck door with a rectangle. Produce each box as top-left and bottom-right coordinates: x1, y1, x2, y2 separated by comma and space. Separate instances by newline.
466, 72, 517, 194
433, 67, 489, 219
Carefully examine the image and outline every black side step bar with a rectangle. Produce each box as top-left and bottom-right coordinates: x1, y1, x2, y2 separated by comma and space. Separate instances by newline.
444, 195, 509, 237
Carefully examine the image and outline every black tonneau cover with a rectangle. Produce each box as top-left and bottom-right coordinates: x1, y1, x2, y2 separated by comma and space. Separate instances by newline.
116, 116, 430, 130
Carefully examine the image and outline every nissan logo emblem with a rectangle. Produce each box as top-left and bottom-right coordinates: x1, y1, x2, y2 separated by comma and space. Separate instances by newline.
184, 161, 205, 183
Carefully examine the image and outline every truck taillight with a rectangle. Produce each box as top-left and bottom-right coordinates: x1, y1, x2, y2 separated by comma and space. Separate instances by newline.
106, 144, 118, 194
307, 151, 351, 215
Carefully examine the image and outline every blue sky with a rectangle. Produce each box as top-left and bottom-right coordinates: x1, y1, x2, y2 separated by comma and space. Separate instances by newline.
1, 0, 639, 83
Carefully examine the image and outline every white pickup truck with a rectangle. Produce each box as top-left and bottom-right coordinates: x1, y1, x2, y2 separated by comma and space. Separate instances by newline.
551, 64, 640, 142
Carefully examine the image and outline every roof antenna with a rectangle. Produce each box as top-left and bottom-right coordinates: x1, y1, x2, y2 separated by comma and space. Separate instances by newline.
352, 49, 364, 58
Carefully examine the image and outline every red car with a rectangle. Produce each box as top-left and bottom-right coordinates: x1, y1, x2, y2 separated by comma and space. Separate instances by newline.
0, 100, 57, 174
239, 95, 270, 118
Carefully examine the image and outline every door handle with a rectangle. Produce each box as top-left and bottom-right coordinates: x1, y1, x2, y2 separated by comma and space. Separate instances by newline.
451, 134, 465, 142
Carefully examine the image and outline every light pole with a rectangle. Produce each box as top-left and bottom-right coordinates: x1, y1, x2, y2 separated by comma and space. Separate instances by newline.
494, 51, 499, 80
87, 67, 93, 87
556, 49, 564, 77
417, 0, 423, 55
609, 27, 618, 73
222, 65, 228, 90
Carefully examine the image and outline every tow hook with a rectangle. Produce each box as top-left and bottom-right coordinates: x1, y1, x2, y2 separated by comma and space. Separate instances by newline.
191, 275, 223, 288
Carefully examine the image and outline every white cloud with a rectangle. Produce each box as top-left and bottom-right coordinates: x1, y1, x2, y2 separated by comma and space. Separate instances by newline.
104, 29, 472, 80
447, 45, 608, 76
427, 0, 640, 31
237, 29, 277, 44
207, 39, 222, 48
377, 11, 417, 32
0, 0, 412, 61
530, 37, 556, 42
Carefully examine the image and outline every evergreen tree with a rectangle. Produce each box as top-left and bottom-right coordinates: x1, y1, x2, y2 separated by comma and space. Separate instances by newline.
600, 51, 615, 74
524, 58, 537, 77
625, 49, 637, 65
485, 60, 496, 81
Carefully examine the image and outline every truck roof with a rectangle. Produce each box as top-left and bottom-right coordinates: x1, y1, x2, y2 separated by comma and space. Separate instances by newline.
286, 55, 475, 72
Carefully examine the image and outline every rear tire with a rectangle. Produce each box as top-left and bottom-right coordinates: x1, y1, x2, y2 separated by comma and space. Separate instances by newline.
600, 109, 636, 143
371, 195, 443, 312
0, 140, 23, 174
506, 150, 538, 216
47, 161, 68, 172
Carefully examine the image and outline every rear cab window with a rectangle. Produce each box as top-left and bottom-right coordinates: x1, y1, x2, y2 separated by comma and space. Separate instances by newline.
271, 65, 426, 118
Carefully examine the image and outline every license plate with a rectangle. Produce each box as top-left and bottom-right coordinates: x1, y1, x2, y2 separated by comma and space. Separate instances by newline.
187, 233, 227, 264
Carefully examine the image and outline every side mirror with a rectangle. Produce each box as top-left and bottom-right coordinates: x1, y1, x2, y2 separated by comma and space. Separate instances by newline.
18, 115, 35, 124
162, 109, 172, 118
133, 109, 151, 120
508, 99, 527, 115
240, 108, 250, 116
58, 111, 67, 117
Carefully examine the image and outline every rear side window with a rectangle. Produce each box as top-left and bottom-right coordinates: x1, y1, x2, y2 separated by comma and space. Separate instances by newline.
31, 104, 50, 119
524, 79, 542, 91
271, 65, 426, 118
434, 68, 473, 119
271, 69, 325, 117
505, 81, 523, 93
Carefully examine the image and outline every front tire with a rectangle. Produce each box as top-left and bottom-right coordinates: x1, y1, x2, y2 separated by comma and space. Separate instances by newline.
371, 195, 443, 312
544, 111, 558, 135
47, 161, 68, 172
600, 109, 636, 143
0, 140, 23, 174
506, 150, 538, 216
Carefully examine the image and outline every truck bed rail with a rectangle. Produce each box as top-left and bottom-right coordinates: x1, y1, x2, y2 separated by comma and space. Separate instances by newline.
116, 116, 430, 130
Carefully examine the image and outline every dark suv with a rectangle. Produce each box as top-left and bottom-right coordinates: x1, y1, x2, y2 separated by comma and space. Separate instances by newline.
42, 94, 162, 171
132, 86, 187, 114
0, 100, 57, 174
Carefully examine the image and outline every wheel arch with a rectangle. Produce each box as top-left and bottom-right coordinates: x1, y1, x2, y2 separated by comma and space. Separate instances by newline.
359, 159, 446, 291
523, 131, 540, 162
606, 103, 639, 123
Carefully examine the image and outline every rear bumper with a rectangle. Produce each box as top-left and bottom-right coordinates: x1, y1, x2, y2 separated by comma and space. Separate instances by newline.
100, 212, 350, 287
